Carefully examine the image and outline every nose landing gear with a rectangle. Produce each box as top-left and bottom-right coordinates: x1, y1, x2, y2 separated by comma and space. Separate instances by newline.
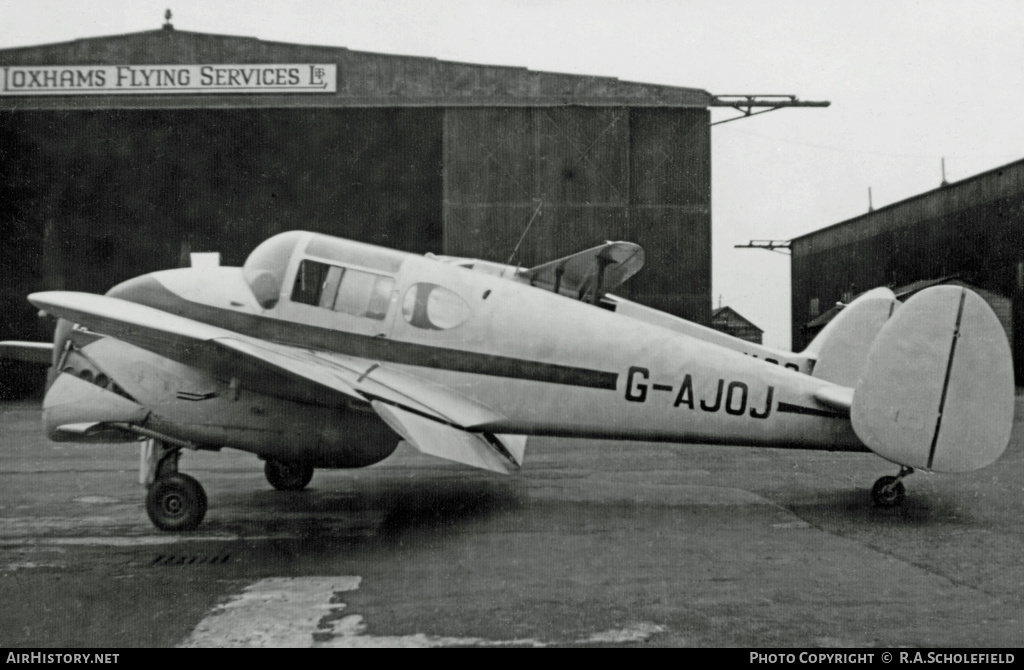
871, 466, 914, 508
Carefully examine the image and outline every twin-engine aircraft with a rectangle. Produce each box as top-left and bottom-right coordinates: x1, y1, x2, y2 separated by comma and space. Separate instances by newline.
0, 231, 1014, 531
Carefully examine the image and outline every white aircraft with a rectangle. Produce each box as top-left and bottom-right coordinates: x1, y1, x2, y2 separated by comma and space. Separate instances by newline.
0, 231, 1014, 531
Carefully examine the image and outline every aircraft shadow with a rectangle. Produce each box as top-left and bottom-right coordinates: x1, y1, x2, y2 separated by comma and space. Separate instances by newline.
780, 487, 978, 530
206, 473, 526, 545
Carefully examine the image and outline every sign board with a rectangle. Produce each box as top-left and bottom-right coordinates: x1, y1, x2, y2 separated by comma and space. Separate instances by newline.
0, 64, 337, 95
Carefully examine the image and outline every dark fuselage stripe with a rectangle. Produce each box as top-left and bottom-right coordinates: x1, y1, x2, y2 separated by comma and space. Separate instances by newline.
109, 277, 620, 391
776, 402, 845, 419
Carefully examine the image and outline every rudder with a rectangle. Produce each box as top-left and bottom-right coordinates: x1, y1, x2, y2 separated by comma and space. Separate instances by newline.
851, 286, 1014, 472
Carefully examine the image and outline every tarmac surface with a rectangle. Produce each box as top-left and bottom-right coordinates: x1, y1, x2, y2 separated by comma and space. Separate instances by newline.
1, 396, 1022, 648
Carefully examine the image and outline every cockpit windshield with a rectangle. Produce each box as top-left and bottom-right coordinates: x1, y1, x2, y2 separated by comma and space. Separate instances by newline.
243, 231, 411, 311
242, 231, 304, 309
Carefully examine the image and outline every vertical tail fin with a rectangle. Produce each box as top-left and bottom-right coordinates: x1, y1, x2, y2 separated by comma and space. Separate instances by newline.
804, 287, 899, 386
850, 286, 1014, 472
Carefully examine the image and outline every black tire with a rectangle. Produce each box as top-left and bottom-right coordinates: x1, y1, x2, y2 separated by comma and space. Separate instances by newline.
871, 475, 906, 508
146, 473, 208, 531
264, 460, 314, 491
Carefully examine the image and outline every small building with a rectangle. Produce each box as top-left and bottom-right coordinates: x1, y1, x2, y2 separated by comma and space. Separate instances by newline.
711, 306, 763, 344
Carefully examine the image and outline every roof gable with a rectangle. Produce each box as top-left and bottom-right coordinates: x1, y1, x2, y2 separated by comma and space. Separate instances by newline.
712, 306, 763, 332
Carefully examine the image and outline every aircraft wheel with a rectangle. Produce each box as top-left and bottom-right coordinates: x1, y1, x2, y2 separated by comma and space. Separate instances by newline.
265, 460, 314, 491
146, 473, 208, 531
871, 475, 906, 508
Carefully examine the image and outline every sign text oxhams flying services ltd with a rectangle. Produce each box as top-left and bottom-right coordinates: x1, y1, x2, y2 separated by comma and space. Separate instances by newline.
1, 64, 337, 95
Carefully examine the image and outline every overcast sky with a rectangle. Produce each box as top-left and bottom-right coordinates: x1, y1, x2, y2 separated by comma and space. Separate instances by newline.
3, 0, 1022, 348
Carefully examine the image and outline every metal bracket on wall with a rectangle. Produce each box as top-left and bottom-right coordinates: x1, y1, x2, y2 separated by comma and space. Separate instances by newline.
709, 95, 830, 126
735, 239, 792, 255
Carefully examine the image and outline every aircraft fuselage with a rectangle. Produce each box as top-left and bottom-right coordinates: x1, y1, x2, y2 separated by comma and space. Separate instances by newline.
101, 235, 865, 456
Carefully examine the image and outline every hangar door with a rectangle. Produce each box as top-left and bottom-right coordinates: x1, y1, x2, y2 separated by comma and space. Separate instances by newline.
0, 108, 442, 396
443, 106, 710, 322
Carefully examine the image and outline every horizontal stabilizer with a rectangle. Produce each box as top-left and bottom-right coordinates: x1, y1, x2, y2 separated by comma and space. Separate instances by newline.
851, 286, 1014, 472
371, 401, 524, 474
812, 385, 853, 414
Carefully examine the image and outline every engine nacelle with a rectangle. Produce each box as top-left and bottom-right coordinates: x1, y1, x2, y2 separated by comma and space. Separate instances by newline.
44, 333, 399, 468
43, 372, 149, 442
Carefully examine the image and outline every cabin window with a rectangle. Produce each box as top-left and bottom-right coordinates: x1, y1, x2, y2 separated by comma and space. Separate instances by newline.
402, 283, 471, 330
291, 259, 394, 320
334, 268, 394, 319
292, 260, 330, 306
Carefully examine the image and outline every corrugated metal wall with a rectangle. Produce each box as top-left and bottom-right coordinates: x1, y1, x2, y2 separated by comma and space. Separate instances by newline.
0, 108, 442, 286
627, 109, 711, 322
791, 159, 1024, 379
0, 108, 443, 396
444, 107, 710, 321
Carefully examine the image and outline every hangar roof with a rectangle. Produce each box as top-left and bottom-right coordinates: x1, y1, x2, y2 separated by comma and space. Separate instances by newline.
0, 28, 715, 110
790, 157, 1024, 251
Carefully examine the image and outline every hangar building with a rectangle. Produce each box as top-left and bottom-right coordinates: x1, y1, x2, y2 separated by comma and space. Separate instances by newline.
791, 158, 1024, 380
0, 22, 823, 396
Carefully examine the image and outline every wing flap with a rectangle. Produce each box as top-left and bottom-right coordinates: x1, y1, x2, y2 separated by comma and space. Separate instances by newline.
372, 401, 523, 474
495, 433, 527, 466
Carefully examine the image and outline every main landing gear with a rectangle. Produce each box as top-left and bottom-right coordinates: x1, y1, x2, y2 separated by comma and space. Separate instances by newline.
143, 439, 207, 531
264, 459, 315, 491
871, 466, 914, 508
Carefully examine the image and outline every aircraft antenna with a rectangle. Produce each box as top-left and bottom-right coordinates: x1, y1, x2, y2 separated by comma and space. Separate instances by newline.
507, 199, 543, 269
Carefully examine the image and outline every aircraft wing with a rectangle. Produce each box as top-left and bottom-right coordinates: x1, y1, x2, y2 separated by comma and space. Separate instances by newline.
0, 341, 53, 365
518, 241, 644, 302
216, 338, 525, 473
28, 291, 525, 473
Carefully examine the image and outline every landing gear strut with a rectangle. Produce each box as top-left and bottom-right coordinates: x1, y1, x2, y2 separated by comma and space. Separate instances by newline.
264, 459, 315, 491
142, 439, 207, 531
871, 466, 914, 508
